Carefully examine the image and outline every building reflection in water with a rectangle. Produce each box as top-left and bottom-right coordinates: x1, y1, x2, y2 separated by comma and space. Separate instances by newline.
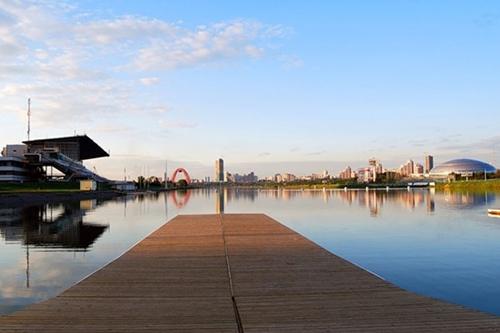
0, 200, 110, 290
216, 187, 225, 214
156, 186, 495, 219
223, 188, 437, 217
0, 200, 108, 250
335, 189, 435, 216
207, 187, 438, 217
442, 190, 494, 209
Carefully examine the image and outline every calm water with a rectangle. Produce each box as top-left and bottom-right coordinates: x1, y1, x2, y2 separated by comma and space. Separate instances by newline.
1, 188, 500, 315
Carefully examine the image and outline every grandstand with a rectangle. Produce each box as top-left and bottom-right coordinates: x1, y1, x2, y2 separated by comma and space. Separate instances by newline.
1, 135, 109, 183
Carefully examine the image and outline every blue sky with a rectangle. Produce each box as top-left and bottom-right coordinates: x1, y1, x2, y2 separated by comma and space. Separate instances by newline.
1, 0, 499, 179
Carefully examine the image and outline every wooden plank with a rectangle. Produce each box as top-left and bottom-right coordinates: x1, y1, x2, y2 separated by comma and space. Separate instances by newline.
1, 213, 500, 332
220, 214, 500, 332
0, 214, 237, 333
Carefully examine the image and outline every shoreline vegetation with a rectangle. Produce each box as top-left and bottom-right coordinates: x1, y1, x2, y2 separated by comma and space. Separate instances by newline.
434, 179, 500, 192
227, 179, 500, 192
1, 179, 500, 197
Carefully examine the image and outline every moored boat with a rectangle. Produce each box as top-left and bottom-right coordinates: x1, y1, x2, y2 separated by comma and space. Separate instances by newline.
488, 209, 500, 217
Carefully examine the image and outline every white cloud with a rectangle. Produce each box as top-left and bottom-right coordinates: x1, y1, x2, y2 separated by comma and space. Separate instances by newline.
139, 77, 160, 86
0, 40, 24, 57
134, 20, 281, 70
74, 16, 178, 45
0, 0, 290, 168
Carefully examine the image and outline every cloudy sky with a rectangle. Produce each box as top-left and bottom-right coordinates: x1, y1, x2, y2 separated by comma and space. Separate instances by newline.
1, 0, 499, 179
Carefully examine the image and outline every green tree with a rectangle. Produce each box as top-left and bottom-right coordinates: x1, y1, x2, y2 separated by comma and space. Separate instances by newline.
136, 176, 145, 189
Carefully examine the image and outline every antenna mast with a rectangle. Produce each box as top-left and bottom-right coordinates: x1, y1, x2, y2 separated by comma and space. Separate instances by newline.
27, 98, 31, 141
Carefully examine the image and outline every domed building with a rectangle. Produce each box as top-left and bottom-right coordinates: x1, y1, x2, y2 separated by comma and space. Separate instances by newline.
429, 159, 496, 178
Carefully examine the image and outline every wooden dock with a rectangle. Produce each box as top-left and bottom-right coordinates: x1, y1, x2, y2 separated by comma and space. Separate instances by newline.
1, 214, 500, 332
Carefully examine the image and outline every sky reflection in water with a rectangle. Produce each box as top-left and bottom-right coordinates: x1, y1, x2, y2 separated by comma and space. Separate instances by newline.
0, 189, 499, 315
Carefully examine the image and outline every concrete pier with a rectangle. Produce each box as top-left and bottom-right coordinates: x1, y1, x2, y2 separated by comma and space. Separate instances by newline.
1, 214, 500, 332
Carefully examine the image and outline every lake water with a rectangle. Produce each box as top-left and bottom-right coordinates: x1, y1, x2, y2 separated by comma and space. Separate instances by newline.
1, 188, 500, 316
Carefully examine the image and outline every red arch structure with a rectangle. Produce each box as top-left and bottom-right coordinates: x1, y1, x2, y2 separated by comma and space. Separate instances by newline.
171, 168, 192, 184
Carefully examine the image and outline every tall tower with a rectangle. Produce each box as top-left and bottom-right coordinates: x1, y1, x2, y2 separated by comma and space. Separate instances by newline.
215, 158, 224, 182
27, 98, 31, 141
425, 155, 434, 174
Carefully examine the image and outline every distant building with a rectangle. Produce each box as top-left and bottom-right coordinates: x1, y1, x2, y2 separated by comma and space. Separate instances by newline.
414, 163, 424, 175
1, 144, 27, 158
425, 155, 434, 174
397, 159, 426, 178
273, 173, 296, 183
429, 159, 496, 179
338, 166, 355, 180
234, 172, 258, 183
215, 158, 224, 182
226, 171, 258, 183
110, 181, 136, 191
369, 158, 383, 174
398, 160, 415, 177
311, 173, 321, 180
309, 170, 329, 180
356, 158, 383, 183
281, 173, 296, 182
357, 167, 374, 183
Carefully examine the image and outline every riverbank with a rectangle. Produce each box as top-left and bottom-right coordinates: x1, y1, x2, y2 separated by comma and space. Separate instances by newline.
229, 182, 414, 190
0, 182, 79, 192
0, 190, 124, 208
436, 179, 500, 192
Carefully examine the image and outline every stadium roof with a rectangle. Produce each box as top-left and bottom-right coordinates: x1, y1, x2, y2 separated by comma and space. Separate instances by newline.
23, 135, 109, 160
430, 158, 496, 177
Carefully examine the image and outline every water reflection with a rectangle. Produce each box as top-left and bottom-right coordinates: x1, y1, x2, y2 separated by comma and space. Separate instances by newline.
204, 187, 495, 217
215, 187, 224, 214
171, 190, 191, 209
1, 188, 500, 316
442, 190, 494, 208
0, 198, 118, 314
0, 201, 108, 250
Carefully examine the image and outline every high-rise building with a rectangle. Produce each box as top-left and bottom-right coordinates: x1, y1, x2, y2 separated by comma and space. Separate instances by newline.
367, 158, 383, 182
415, 163, 424, 175
339, 166, 355, 180
425, 155, 434, 173
369, 158, 383, 174
398, 160, 415, 177
232, 172, 258, 183
215, 158, 224, 182
357, 167, 374, 183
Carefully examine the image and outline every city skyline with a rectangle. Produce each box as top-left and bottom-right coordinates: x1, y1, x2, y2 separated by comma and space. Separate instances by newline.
121, 153, 494, 183
1, 0, 499, 180
90, 152, 495, 181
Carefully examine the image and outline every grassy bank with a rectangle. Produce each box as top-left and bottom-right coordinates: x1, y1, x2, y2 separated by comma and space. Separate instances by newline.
435, 179, 500, 192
